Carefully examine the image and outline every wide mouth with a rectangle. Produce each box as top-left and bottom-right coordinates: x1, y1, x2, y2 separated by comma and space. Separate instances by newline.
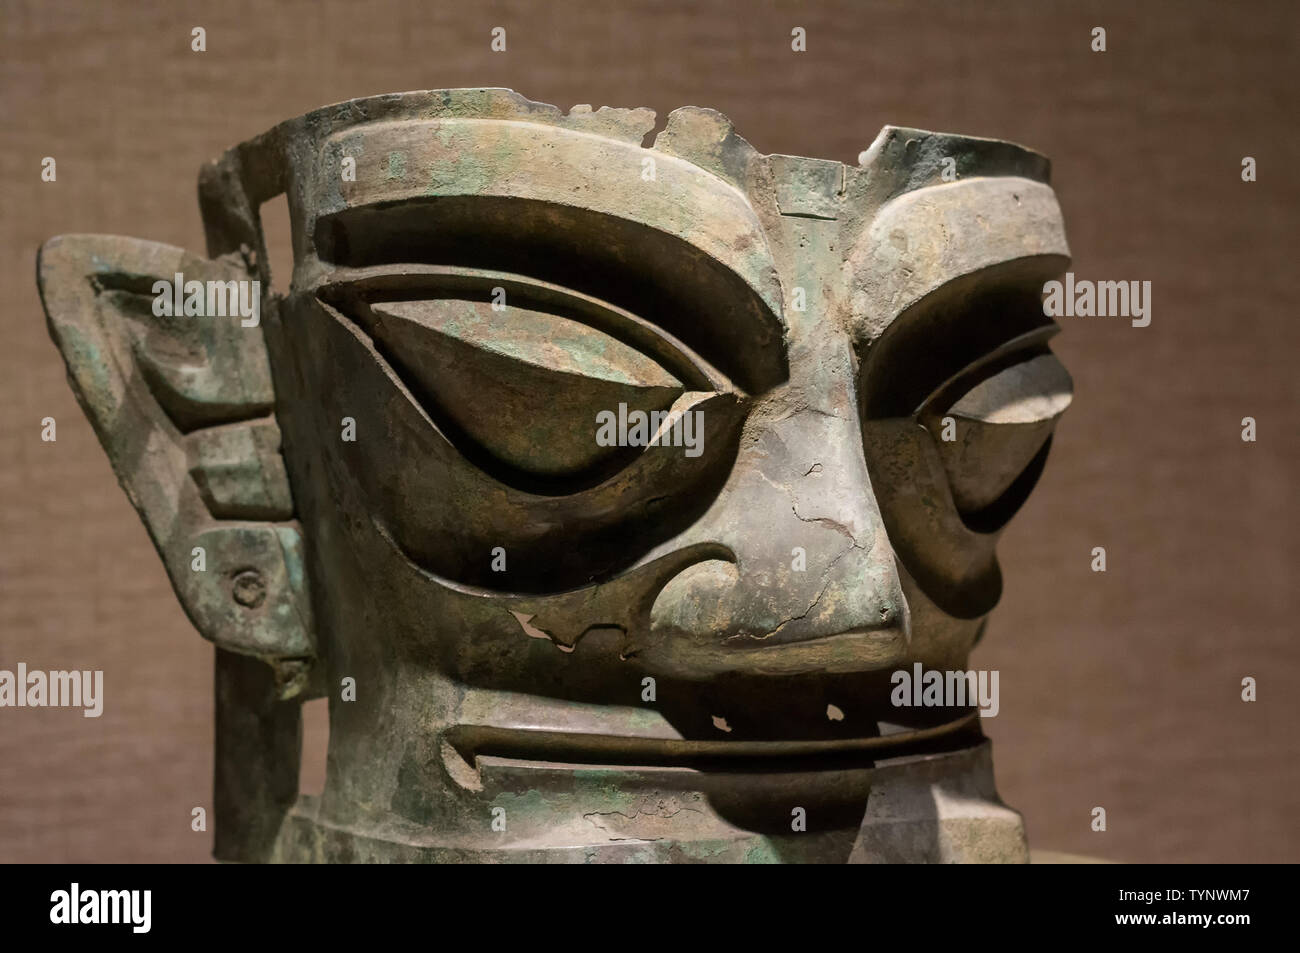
441, 711, 982, 778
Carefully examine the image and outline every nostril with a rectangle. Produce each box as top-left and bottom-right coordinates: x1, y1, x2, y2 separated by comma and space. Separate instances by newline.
876, 581, 913, 645
648, 558, 741, 638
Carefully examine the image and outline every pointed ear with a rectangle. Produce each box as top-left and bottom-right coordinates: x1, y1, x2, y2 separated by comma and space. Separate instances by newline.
37, 234, 314, 692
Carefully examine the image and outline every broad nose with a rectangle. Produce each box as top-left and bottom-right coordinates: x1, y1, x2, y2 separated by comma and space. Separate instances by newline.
643, 343, 910, 677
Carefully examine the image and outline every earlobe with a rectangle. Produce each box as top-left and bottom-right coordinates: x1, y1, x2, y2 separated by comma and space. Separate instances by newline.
37, 234, 314, 695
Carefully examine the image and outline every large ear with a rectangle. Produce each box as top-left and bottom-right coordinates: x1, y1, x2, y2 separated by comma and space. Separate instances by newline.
37, 234, 314, 696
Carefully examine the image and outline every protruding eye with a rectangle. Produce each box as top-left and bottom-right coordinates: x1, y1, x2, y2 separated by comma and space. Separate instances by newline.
305, 269, 753, 590
369, 298, 690, 478
920, 349, 1072, 516
317, 269, 736, 495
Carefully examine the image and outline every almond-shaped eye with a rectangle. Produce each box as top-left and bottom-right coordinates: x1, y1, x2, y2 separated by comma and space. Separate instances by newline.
919, 351, 1072, 514
365, 297, 701, 478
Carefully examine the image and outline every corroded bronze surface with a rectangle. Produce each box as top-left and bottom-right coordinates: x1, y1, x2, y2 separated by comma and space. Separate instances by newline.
37, 89, 1072, 863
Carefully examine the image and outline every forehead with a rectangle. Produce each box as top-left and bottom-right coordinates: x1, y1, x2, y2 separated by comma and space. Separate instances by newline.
304, 112, 784, 330
214, 89, 1066, 345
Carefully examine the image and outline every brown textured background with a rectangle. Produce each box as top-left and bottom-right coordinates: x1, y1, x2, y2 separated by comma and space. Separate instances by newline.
1, 0, 1296, 863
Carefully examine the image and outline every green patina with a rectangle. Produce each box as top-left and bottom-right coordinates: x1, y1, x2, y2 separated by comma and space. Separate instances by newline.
678, 838, 733, 861
491, 788, 555, 821
572, 769, 639, 815
385, 150, 406, 181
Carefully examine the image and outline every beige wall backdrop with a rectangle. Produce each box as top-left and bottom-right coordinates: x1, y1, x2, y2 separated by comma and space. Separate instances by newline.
1, 0, 1296, 863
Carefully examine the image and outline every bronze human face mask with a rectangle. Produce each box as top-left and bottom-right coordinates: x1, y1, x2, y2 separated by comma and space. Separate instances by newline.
38, 89, 1071, 863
